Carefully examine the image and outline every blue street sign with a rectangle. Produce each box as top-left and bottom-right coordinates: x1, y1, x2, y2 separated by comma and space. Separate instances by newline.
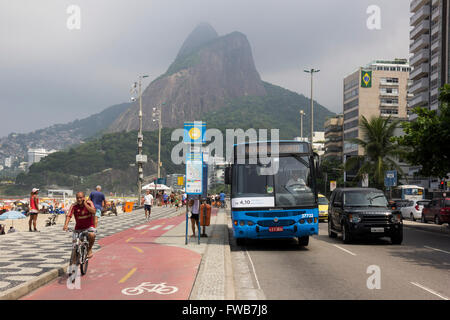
202, 163, 208, 199
384, 170, 397, 187
184, 122, 206, 144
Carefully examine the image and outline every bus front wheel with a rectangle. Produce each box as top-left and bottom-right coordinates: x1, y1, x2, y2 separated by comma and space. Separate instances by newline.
298, 236, 309, 247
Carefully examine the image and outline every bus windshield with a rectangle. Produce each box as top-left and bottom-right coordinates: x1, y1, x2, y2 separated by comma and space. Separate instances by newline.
232, 155, 315, 208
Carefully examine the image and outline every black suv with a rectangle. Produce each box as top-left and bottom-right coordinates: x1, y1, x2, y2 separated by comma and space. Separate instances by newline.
328, 188, 403, 245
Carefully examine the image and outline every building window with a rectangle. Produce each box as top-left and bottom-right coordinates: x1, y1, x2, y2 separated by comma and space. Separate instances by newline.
344, 78, 359, 91
344, 109, 359, 120
381, 77, 399, 84
344, 88, 359, 101
344, 119, 359, 131
344, 130, 358, 140
344, 98, 359, 111
380, 109, 398, 115
380, 88, 398, 94
381, 98, 399, 104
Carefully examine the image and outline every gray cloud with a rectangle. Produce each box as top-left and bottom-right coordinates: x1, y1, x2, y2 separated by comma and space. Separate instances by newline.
0, 0, 409, 137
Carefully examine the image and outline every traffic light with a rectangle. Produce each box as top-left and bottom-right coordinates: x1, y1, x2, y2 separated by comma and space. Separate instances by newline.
440, 180, 445, 190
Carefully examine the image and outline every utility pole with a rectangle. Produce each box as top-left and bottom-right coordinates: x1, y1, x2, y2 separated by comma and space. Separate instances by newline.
300, 110, 305, 140
152, 103, 165, 180
304, 68, 320, 144
131, 75, 149, 205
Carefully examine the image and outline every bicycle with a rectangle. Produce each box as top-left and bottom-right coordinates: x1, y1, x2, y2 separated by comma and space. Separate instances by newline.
67, 228, 92, 278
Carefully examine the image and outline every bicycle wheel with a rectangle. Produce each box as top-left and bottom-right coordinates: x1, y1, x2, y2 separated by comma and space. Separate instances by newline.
68, 248, 79, 281
79, 244, 89, 275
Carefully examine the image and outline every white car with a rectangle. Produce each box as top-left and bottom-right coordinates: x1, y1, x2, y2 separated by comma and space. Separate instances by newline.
399, 199, 430, 221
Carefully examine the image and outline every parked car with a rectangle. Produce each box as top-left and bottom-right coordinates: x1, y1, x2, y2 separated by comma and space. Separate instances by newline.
318, 194, 329, 222
399, 199, 430, 221
328, 188, 403, 244
421, 198, 450, 225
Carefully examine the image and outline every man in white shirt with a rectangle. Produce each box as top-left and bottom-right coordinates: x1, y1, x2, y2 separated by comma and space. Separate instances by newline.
144, 190, 154, 221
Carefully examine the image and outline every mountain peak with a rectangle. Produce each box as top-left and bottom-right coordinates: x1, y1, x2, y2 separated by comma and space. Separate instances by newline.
176, 23, 219, 59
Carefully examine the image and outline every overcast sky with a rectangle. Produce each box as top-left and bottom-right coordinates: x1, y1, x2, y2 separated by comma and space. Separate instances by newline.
0, 0, 410, 137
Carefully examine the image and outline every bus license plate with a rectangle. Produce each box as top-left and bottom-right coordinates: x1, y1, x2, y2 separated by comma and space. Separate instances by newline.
269, 227, 283, 232
371, 227, 384, 233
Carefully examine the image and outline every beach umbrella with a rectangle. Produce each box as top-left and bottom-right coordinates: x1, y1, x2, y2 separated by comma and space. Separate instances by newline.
0, 210, 26, 227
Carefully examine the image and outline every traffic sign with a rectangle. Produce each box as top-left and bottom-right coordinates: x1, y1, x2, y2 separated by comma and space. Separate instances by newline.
384, 170, 397, 187
183, 122, 206, 144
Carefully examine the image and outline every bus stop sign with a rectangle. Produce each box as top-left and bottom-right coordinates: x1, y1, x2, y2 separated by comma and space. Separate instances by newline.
384, 170, 397, 187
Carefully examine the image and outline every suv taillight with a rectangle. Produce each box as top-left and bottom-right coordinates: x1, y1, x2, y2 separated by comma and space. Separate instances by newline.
415, 204, 420, 211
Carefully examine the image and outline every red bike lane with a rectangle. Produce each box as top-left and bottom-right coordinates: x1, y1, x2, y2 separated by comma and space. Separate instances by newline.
23, 213, 202, 300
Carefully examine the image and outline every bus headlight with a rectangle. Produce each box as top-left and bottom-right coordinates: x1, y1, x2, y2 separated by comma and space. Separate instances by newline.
299, 219, 305, 224
234, 220, 238, 226
247, 221, 254, 226
239, 221, 245, 226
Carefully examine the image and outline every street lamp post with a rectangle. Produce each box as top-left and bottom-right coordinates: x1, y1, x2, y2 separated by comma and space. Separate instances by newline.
300, 110, 305, 140
152, 103, 165, 180
131, 75, 149, 204
304, 68, 320, 144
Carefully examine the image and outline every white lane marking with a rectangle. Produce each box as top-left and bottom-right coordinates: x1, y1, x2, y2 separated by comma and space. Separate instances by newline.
134, 225, 148, 230
149, 225, 162, 230
424, 246, 450, 255
163, 225, 175, 230
410, 282, 449, 300
333, 245, 357, 256
245, 249, 261, 290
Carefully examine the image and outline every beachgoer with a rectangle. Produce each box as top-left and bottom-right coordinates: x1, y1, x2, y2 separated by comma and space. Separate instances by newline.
63, 192, 97, 259
8, 226, 16, 233
89, 185, 106, 228
29, 188, 40, 232
144, 189, 154, 221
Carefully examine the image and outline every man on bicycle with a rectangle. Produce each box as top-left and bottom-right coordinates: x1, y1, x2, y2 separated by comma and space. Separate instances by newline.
63, 192, 97, 259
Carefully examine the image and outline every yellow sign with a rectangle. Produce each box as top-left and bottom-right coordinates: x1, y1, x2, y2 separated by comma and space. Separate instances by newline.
189, 127, 201, 140
177, 176, 184, 186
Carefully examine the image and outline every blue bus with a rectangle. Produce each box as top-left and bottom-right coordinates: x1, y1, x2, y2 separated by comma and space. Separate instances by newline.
224, 141, 319, 246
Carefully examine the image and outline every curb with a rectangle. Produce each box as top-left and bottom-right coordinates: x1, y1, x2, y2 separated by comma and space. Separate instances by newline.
403, 221, 450, 235
0, 266, 68, 300
224, 209, 235, 300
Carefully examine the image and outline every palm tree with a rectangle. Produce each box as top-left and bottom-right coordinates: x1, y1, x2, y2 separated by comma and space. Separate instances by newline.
344, 116, 405, 190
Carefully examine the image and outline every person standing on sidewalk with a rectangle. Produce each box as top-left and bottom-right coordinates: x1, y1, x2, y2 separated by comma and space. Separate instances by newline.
29, 188, 40, 232
89, 185, 105, 228
143, 189, 154, 221
189, 197, 200, 237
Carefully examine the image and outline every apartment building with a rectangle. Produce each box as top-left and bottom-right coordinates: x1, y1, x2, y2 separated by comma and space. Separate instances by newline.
343, 59, 410, 158
324, 115, 344, 161
410, 0, 450, 114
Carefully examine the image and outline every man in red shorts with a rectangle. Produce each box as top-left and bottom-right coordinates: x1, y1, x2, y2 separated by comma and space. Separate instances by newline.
63, 192, 97, 259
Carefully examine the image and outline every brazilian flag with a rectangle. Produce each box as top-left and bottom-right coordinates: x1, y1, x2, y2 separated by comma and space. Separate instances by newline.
361, 70, 372, 88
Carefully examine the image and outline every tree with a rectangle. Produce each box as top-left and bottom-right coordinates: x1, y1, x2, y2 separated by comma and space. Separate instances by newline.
344, 116, 405, 190
396, 84, 450, 179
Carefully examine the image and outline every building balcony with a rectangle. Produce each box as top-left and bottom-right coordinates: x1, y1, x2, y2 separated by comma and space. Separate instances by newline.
431, 39, 440, 53
410, 63, 429, 80
410, 92, 429, 108
410, 49, 429, 67
411, 0, 430, 12
410, 77, 429, 94
431, 22, 440, 36
411, 19, 430, 40
410, 34, 430, 53
431, 54, 439, 66
380, 102, 399, 108
430, 101, 439, 110
411, 5, 430, 26
432, 5, 440, 21
379, 92, 399, 97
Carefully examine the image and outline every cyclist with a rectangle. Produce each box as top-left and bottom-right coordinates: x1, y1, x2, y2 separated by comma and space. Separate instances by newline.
63, 192, 97, 259
219, 191, 226, 208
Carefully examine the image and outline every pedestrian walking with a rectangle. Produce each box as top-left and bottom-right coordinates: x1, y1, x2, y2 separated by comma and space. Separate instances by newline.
29, 188, 40, 232
144, 189, 154, 221
163, 193, 168, 207
89, 185, 106, 228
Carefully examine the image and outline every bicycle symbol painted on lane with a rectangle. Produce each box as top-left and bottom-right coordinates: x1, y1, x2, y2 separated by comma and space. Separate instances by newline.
121, 282, 178, 296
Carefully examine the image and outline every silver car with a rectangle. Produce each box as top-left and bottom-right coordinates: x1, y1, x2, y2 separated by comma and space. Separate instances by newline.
399, 199, 431, 221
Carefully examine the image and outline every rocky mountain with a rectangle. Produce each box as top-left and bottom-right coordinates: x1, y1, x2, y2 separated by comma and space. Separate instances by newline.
0, 103, 130, 165
109, 23, 267, 132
